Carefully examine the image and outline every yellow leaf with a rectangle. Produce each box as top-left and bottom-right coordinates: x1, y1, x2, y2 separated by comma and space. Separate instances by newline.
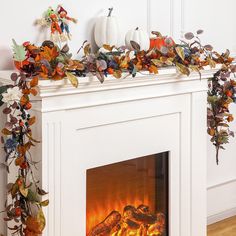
113, 70, 122, 79
11, 183, 18, 197
37, 209, 46, 232
207, 58, 216, 68
40, 199, 49, 207
176, 62, 190, 76
119, 57, 129, 69
19, 185, 28, 197
189, 65, 201, 79
176, 47, 185, 61
151, 59, 162, 67
102, 44, 113, 51
1, 128, 11, 135
165, 58, 174, 66
83, 43, 91, 56
65, 72, 78, 88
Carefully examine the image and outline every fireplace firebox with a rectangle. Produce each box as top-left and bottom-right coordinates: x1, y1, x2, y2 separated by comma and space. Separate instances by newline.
86, 153, 169, 235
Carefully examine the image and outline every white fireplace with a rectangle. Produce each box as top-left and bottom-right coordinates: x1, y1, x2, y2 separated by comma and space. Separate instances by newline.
0, 67, 216, 236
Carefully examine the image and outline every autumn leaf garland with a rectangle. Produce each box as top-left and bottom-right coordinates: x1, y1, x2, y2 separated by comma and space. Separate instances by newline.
0, 31, 236, 236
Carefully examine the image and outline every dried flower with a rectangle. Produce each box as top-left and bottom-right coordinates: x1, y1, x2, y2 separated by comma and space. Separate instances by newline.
2, 87, 21, 105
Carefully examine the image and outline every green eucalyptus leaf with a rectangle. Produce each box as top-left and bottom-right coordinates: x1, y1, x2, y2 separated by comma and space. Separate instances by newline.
12, 39, 27, 62
0, 85, 9, 94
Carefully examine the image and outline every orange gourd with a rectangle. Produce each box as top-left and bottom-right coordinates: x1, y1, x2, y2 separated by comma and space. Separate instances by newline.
149, 31, 175, 50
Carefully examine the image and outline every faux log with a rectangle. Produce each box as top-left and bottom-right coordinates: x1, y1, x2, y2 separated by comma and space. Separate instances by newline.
123, 205, 157, 225
88, 211, 121, 236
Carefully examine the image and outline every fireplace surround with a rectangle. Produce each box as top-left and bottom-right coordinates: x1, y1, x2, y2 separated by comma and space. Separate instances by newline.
0, 67, 216, 236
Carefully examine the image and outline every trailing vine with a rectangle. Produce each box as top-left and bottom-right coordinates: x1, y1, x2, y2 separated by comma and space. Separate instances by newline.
0, 30, 235, 235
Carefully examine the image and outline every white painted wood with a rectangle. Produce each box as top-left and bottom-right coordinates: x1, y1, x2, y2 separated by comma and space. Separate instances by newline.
191, 91, 208, 236
0, 69, 213, 235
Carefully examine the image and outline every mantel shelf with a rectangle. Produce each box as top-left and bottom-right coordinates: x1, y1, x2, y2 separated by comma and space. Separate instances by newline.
0, 66, 218, 98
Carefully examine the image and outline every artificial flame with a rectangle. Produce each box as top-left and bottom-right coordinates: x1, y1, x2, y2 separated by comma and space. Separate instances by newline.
87, 196, 150, 233
87, 200, 165, 236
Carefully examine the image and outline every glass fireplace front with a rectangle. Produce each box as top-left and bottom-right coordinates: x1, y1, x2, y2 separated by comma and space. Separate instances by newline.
86, 152, 169, 236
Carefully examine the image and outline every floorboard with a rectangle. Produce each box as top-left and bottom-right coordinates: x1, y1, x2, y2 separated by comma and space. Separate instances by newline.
208, 216, 236, 236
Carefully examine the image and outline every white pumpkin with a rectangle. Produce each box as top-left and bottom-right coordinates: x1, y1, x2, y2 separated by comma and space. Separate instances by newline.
94, 8, 120, 48
125, 27, 150, 51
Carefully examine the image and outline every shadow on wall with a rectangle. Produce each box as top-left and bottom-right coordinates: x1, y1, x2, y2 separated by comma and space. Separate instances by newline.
87, 17, 99, 53
0, 47, 14, 70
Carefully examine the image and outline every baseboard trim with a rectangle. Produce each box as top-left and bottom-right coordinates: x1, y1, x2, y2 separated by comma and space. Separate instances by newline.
207, 207, 236, 225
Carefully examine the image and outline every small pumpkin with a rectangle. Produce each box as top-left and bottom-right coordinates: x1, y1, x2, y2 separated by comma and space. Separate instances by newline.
94, 8, 120, 48
125, 27, 150, 51
150, 31, 175, 50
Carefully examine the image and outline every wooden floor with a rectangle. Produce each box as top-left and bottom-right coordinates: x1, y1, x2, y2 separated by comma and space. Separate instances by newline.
208, 216, 236, 236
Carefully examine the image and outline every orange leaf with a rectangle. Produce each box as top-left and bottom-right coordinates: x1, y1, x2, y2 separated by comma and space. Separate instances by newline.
39, 65, 49, 79
25, 216, 43, 234
30, 88, 38, 96
28, 116, 36, 126
149, 65, 158, 74
15, 156, 25, 166
40, 46, 59, 61
17, 145, 26, 155
14, 60, 30, 70
22, 89, 30, 95
52, 73, 64, 81
30, 77, 39, 87
20, 95, 29, 106
34, 54, 41, 62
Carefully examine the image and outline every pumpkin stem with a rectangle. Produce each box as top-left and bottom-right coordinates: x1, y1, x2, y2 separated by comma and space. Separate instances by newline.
151, 31, 162, 38
135, 27, 139, 30
108, 7, 113, 17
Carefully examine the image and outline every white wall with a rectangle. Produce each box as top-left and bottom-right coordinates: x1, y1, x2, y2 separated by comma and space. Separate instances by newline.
183, 0, 236, 223
0, 0, 236, 233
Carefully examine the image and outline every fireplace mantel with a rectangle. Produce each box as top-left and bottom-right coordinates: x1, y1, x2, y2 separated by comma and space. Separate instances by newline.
0, 67, 218, 112
0, 68, 217, 236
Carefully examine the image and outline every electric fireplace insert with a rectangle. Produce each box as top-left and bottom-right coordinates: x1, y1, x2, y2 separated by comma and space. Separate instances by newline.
86, 152, 169, 236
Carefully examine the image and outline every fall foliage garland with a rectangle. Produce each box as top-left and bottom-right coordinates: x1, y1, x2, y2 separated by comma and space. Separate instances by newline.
0, 31, 236, 236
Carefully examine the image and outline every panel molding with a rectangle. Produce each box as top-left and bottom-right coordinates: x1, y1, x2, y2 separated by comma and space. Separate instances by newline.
148, 0, 184, 38
147, 0, 151, 34
42, 119, 62, 236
